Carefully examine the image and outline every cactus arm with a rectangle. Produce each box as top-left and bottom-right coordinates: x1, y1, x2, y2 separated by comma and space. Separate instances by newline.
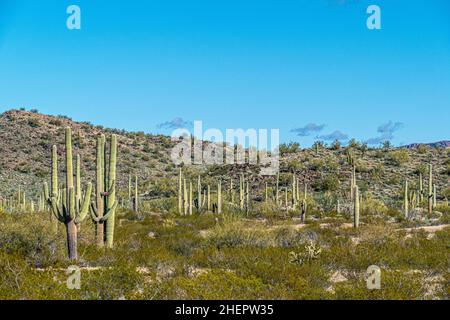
48, 195, 64, 222
74, 183, 93, 224
101, 181, 115, 197
51, 145, 58, 197
100, 201, 118, 222
43, 182, 50, 201
90, 203, 101, 222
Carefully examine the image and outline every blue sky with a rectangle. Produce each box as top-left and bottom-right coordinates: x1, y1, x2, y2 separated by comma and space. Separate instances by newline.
0, 0, 449, 146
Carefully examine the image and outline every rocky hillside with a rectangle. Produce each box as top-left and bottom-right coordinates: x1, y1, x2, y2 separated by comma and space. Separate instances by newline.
0, 109, 448, 205
0, 109, 176, 199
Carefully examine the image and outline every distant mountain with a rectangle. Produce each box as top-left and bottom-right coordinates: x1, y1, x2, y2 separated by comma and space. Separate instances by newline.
401, 141, 450, 149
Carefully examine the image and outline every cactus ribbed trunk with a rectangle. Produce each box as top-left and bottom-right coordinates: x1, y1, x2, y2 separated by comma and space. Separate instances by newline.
292, 174, 296, 207
276, 172, 280, 206
245, 181, 249, 215
301, 193, 307, 223
134, 175, 138, 213
183, 179, 188, 215
206, 185, 210, 211
95, 136, 105, 247
197, 175, 202, 213
354, 186, 360, 228
433, 184, 437, 209
419, 173, 423, 202
128, 175, 132, 206
105, 135, 117, 248
240, 174, 244, 210
66, 128, 78, 260
189, 181, 193, 215
178, 168, 182, 214
218, 181, 222, 214
50, 146, 59, 233
76, 154, 81, 213
66, 219, 78, 260
404, 180, 409, 219
284, 187, 288, 209
428, 164, 433, 214
66, 128, 74, 205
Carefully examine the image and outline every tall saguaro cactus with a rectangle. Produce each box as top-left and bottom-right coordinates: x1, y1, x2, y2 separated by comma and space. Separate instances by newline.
350, 165, 356, 200
90, 134, 118, 248
404, 179, 409, 219
183, 179, 188, 215
353, 185, 360, 228
428, 164, 433, 214
419, 173, 423, 202
301, 183, 307, 223
134, 175, 139, 213
276, 172, 280, 206
197, 175, 202, 212
207, 184, 211, 212
44, 128, 92, 260
239, 174, 245, 210
245, 181, 250, 214
189, 181, 193, 215
433, 184, 437, 209
292, 173, 296, 208
178, 168, 183, 215
128, 174, 132, 206
75, 154, 82, 212
218, 180, 222, 214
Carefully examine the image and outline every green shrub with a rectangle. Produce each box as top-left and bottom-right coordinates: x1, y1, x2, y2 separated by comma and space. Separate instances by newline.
388, 150, 410, 166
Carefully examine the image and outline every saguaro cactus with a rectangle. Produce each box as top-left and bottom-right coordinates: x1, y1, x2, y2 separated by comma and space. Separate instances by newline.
419, 173, 423, 202
350, 165, 356, 200
183, 179, 188, 215
433, 184, 437, 209
197, 175, 202, 212
245, 181, 249, 214
301, 197, 307, 222
90, 134, 118, 248
353, 185, 360, 228
202, 189, 206, 208
284, 187, 288, 209
38, 192, 45, 212
276, 172, 280, 206
404, 180, 409, 219
189, 181, 193, 215
292, 173, 296, 207
239, 174, 245, 210
134, 175, 139, 213
428, 164, 434, 214
75, 154, 82, 213
128, 174, 132, 205
178, 168, 183, 214
207, 184, 211, 211
44, 128, 92, 260
218, 180, 222, 214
